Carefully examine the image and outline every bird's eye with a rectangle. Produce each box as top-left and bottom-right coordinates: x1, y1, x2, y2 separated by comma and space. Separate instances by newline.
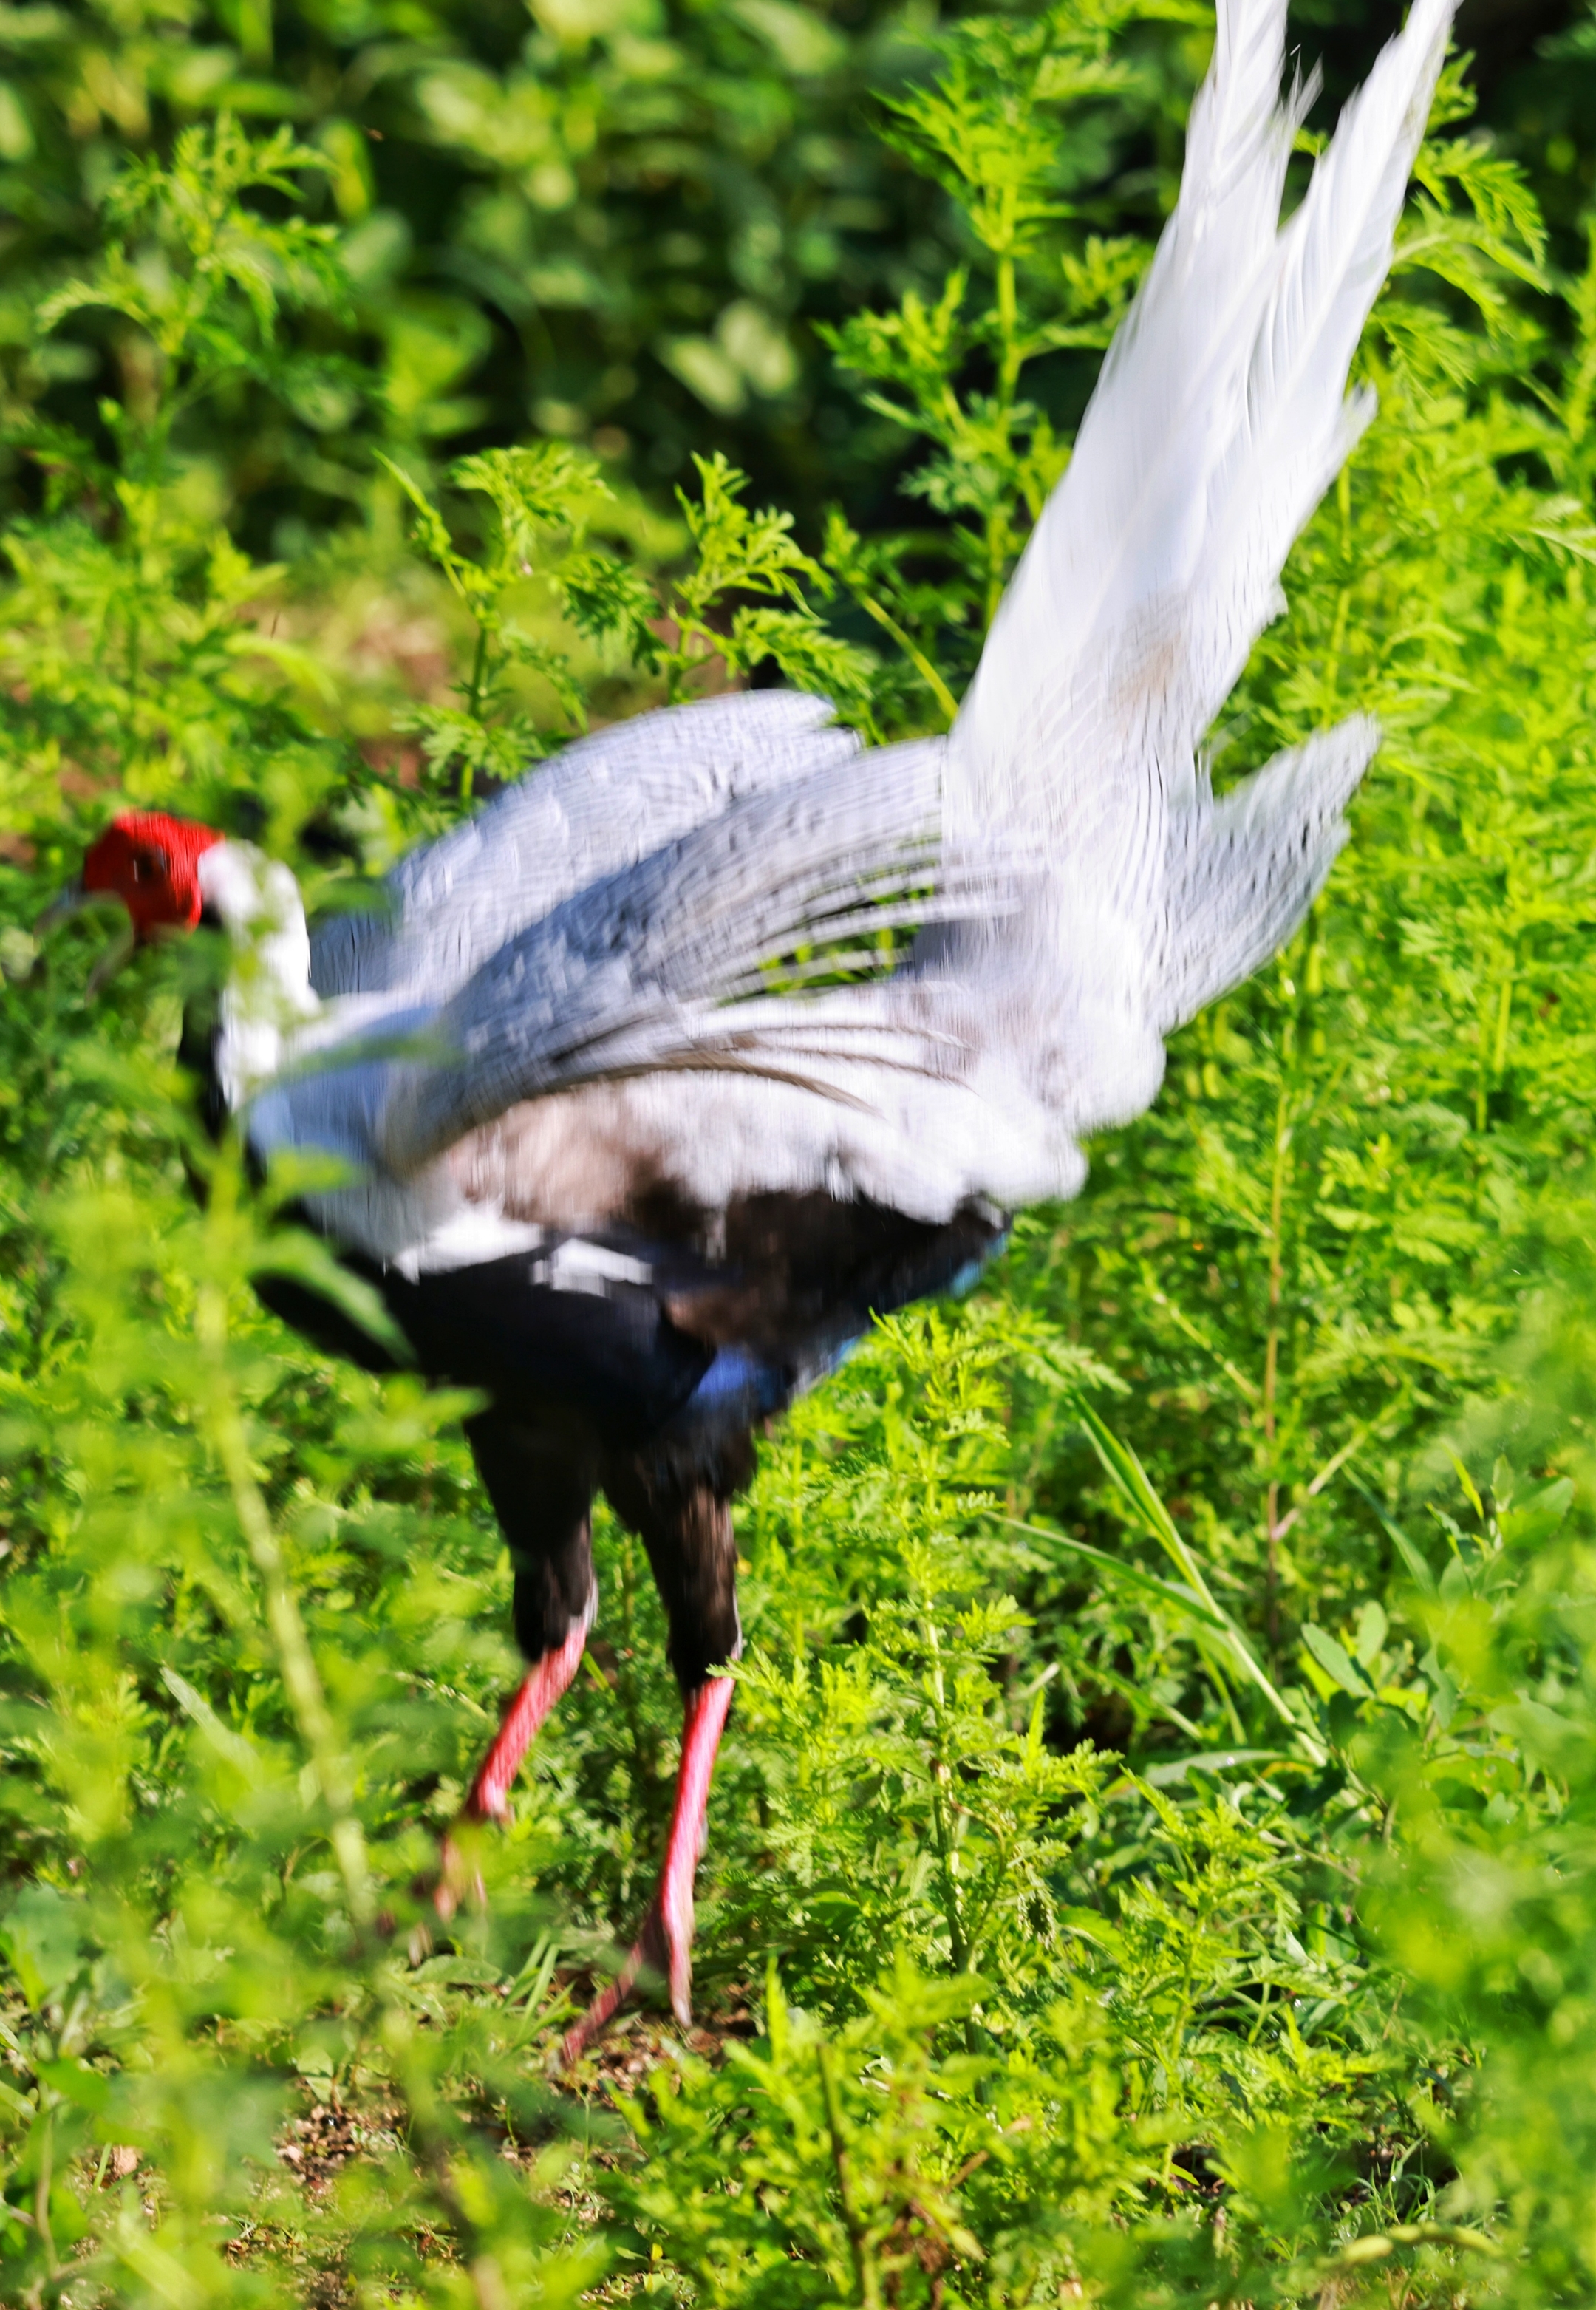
130, 848, 167, 885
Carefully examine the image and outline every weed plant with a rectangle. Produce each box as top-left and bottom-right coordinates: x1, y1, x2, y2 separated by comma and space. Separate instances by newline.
0, 5, 1595, 2306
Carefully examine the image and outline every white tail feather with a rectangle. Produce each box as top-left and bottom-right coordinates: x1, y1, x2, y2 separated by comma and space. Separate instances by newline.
1156, 715, 1379, 1032
948, 0, 1451, 897
930, 0, 1453, 1165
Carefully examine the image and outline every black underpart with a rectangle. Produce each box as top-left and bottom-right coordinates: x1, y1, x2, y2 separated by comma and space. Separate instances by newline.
252, 1198, 998, 1691
177, 1004, 232, 1151
605, 1440, 748, 1687
254, 1192, 1000, 1459
183, 993, 1003, 1692
466, 1408, 598, 1663
465, 1401, 746, 1686
255, 1235, 715, 1434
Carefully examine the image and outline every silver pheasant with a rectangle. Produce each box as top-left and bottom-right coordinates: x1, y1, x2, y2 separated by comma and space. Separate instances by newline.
55, 0, 1456, 2060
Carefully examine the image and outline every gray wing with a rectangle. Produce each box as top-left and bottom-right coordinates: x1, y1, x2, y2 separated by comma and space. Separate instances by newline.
274, 736, 982, 1184
311, 689, 860, 1003
290, 0, 1451, 1250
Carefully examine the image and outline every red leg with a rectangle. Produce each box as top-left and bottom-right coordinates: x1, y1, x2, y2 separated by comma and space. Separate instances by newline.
559, 1674, 734, 2065
435, 1616, 590, 1921
468, 1618, 591, 1822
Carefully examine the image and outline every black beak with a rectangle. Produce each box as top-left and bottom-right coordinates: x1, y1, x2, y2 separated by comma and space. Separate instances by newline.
34, 881, 135, 996
33, 878, 86, 936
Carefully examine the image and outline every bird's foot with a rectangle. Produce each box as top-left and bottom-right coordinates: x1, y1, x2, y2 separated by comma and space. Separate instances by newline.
432, 1835, 480, 1925
557, 1868, 695, 2068
555, 1674, 732, 2071
432, 1806, 502, 1924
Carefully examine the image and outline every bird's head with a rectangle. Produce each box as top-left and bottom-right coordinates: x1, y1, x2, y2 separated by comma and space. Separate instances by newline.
38, 811, 225, 991
77, 811, 225, 940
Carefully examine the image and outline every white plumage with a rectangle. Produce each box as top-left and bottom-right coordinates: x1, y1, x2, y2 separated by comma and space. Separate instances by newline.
214, 0, 1453, 1279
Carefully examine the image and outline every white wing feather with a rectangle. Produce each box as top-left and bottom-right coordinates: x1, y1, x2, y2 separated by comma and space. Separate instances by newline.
310, 689, 860, 1004
947, 0, 1450, 891
947, 0, 1297, 857
1187, 0, 1455, 730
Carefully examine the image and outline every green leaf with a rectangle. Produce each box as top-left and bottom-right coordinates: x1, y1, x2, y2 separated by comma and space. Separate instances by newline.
1301, 1625, 1371, 1699
0, 1888, 90, 2011
248, 1231, 413, 1362
35, 2056, 109, 2113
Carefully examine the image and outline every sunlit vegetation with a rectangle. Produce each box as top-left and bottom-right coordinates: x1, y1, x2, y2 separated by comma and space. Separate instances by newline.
1, 3, 1595, 2303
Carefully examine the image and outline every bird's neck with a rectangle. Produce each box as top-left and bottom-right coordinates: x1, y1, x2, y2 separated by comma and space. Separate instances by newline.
196, 841, 318, 1110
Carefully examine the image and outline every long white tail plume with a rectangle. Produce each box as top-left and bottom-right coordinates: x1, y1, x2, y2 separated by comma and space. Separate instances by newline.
947, 0, 1453, 924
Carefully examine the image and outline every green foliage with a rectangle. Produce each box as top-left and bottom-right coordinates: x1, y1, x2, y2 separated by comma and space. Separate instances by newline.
381, 440, 632, 793
603, 1963, 1147, 2309
726, 1308, 1119, 2011
0, 117, 349, 843
0, 0, 1210, 532
1, 7, 1596, 2308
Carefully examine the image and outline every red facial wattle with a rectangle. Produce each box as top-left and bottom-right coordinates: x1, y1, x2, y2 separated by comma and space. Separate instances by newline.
80, 812, 224, 940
